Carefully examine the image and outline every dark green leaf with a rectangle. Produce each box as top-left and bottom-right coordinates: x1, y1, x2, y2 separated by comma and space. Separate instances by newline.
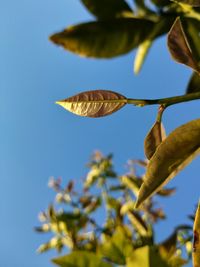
81, 0, 133, 19
52, 251, 112, 267
56, 90, 127, 118
167, 17, 200, 73
50, 18, 155, 58
186, 72, 200, 94
135, 118, 200, 208
182, 19, 200, 62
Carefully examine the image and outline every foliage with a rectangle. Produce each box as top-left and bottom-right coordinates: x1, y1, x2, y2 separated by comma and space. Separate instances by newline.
38, 0, 200, 266
36, 153, 193, 267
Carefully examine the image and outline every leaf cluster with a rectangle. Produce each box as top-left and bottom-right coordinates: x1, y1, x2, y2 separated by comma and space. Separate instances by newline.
36, 153, 193, 267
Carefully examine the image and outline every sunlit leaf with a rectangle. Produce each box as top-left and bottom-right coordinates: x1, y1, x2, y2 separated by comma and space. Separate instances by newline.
135, 118, 200, 208
167, 17, 200, 73
186, 72, 200, 94
193, 201, 200, 267
144, 121, 166, 160
134, 39, 153, 74
50, 18, 155, 58
99, 226, 133, 265
134, 19, 168, 74
81, 0, 133, 19
56, 90, 127, 118
127, 246, 170, 267
171, 0, 200, 6
52, 251, 112, 267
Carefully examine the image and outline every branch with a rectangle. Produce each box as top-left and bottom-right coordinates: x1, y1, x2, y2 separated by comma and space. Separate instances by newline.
127, 91, 200, 107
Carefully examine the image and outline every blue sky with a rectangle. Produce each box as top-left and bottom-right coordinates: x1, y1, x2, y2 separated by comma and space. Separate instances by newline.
1, 1, 200, 266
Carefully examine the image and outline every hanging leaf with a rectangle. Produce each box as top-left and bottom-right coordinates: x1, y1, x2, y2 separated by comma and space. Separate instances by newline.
134, 39, 153, 74
52, 251, 112, 267
167, 17, 200, 73
144, 121, 166, 160
193, 202, 200, 267
56, 90, 127, 118
134, 19, 168, 74
171, 0, 200, 6
135, 118, 200, 208
50, 18, 155, 58
81, 0, 133, 19
186, 72, 200, 94
159, 231, 177, 259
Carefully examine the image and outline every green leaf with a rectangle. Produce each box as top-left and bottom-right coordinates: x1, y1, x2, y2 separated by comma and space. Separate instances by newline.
52, 251, 112, 267
134, 39, 153, 74
186, 72, 200, 94
182, 19, 200, 62
144, 121, 166, 160
50, 18, 155, 58
167, 17, 200, 73
193, 201, 200, 267
171, 0, 200, 6
159, 231, 177, 259
99, 226, 133, 265
134, 19, 169, 74
56, 90, 127, 118
135, 118, 200, 208
151, 0, 171, 7
127, 246, 170, 267
81, 0, 133, 19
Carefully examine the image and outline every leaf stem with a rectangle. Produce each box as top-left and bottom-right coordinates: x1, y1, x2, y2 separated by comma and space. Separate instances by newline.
127, 91, 200, 107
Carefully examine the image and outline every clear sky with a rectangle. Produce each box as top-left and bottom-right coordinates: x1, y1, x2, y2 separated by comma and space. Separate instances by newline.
1, 1, 200, 267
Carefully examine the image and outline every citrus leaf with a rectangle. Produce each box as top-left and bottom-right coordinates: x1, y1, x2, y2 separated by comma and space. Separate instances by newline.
193, 202, 200, 267
56, 90, 127, 118
167, 17, 200, 73
99, 226, 133, 265
135, 118, 200, 208
127, 246, 170, 267
134, 19, 168, 74
50, 18, 155, 58
186, 72, 200, 94
157, 187, 176, 196
182, 19, 200, 62
171, 0, 200, 6
144, 121, 166, 160
81, 0, 133, 19
159, 231, 177, 259
52, 251, 112, 267
134, 39, 153, 74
